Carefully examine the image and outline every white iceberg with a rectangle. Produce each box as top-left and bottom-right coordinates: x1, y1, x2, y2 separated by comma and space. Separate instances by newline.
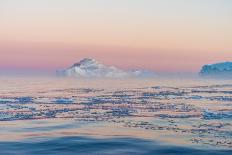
57, 58, 155, 78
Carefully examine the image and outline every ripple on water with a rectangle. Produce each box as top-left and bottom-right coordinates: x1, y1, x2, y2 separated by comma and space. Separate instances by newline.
0, 79, 232, 151
0, 136, 231, 155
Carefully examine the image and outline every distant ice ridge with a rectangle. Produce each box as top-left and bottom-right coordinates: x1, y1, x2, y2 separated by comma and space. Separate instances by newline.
57, 58, 155, 78
200, 62, 232, 78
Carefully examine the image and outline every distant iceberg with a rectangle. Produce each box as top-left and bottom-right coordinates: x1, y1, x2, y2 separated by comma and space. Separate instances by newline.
57, 58, 155, 78
200, 62, 232, 78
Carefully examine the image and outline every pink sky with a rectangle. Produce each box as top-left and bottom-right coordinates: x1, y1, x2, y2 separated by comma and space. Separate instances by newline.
0, 0, 231, 73
1, 41, 231, 73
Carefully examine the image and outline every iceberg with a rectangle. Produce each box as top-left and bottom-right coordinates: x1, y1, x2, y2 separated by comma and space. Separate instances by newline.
57, 58, 155, 78
200, 62, 232, 78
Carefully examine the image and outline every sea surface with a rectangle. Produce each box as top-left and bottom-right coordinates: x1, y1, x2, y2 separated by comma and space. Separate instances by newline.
0, 77, 232, 155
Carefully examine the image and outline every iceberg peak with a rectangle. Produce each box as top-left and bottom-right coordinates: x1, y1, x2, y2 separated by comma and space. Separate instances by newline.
57, 58, 155, 78
71, 58, 98, 67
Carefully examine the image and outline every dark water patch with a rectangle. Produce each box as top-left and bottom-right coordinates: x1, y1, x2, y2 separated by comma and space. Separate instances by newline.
16, 97, 33, 104
86, 96, 133, 105
52, 88, 104, 93
203, 110, 232, 120
111, 108, 131, 117
189, 84, 232, 89
0, 136, 231, 155
0, 112, 34, 121
0, 98, 16, 104
151, 86, 180, 90
112, 91, 134, 98
186, 95, 203, 100
192, 90, 232, 94
0, 97, 33, 104
207, 96, 232, 102
0, 112, 13, 121
143, 91, 187, 97
54, 98, 74, 104
86, 97, 109, 105
156, 114, 199, 119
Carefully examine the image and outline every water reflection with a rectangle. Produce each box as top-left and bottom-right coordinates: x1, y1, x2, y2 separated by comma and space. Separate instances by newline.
0, 77, 232, 152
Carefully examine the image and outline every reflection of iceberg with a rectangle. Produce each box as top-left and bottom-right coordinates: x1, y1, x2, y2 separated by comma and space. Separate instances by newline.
203, 109, 232, 120
57, 58, 155, 78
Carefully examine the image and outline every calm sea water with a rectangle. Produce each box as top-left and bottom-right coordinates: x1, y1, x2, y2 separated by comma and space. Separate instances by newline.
0, 77, 232, 155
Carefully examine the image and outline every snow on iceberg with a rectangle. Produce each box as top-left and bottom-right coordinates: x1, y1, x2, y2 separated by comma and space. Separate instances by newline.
57, 58, 155, 78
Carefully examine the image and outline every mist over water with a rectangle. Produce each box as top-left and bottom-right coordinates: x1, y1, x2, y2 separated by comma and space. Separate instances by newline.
0, 69, 54, 77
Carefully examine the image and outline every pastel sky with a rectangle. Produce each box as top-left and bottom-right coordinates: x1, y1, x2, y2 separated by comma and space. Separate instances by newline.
0, 0, 231, 73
